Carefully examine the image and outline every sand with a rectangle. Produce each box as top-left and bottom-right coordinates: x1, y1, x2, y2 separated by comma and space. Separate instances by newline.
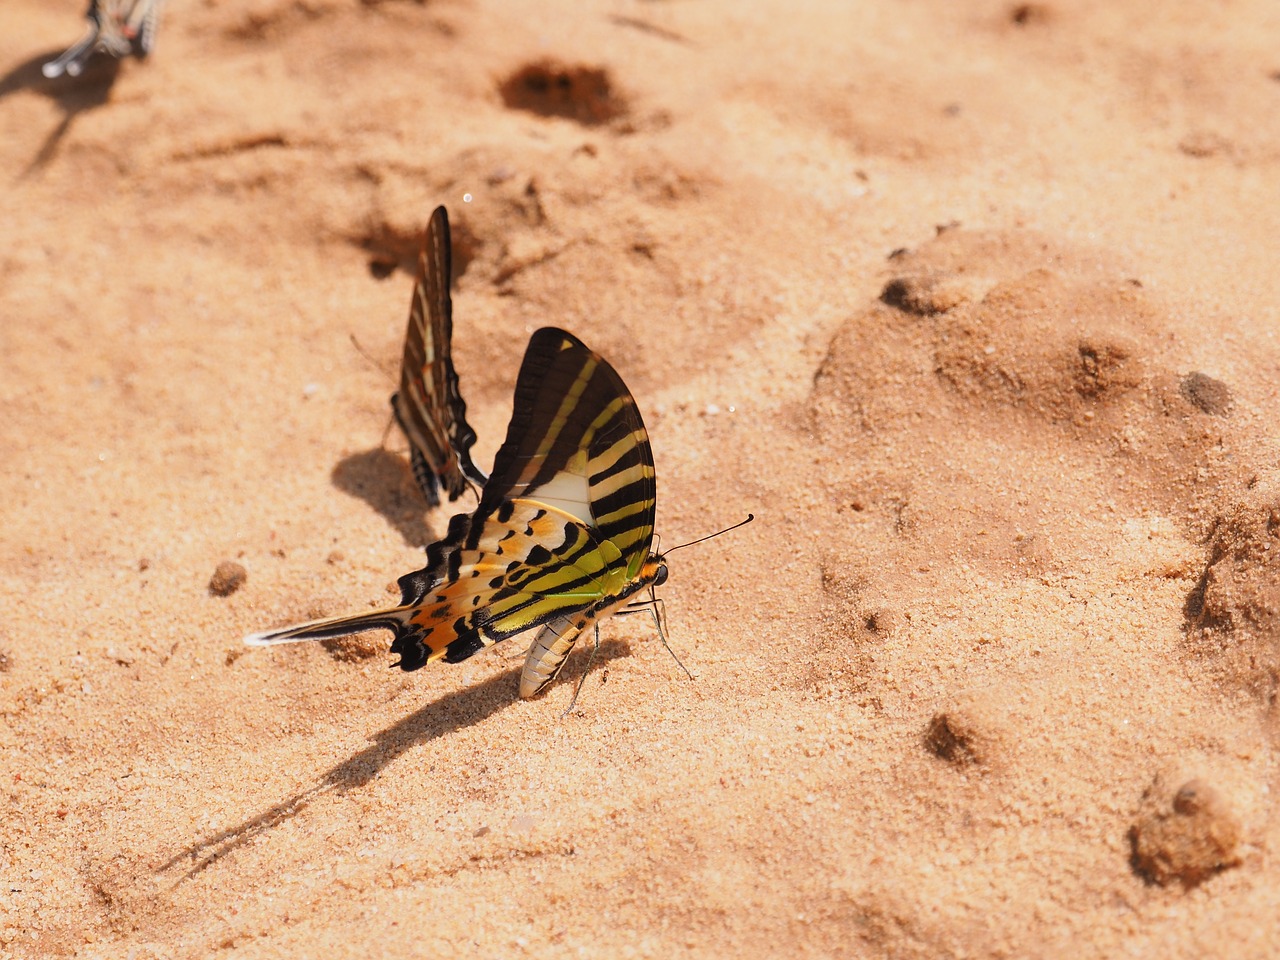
3, 1, 1280, 956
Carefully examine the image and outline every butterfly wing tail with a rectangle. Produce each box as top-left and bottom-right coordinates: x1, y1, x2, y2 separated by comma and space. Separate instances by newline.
245, 607, 416, 652
245, 556, 458, 671
43, 19, 101, 78
461, 458, 489, 491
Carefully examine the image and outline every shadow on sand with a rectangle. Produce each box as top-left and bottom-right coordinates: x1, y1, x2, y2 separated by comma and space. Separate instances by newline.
331, 447, 457, 549
0, 50, 124, 176
160, 638, 632, 881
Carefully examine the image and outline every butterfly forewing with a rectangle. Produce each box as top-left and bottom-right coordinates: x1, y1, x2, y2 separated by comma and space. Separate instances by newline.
390, 206, 486, 506
476, 329, 656, 567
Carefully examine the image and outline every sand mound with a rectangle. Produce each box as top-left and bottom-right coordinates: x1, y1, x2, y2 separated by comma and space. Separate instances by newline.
1186, 476, 1280, 712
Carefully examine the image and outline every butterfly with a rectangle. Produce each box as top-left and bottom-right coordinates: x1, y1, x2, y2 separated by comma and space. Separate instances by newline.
248, 326, 675, 703
389, 205, 488, 507
43, 0, 161, 79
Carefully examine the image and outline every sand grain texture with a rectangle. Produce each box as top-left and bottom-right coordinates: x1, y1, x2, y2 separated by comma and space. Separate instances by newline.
3, 1, 1280, 957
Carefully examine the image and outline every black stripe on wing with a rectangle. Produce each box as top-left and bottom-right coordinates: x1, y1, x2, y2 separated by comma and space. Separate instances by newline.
391, 206, 487, 506
473, 327, 656, 567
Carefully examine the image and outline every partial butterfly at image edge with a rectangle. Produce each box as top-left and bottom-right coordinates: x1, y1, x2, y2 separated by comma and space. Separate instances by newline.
43, 0, 162, 79
247, 326, 672, 703
389, 205, 487, 508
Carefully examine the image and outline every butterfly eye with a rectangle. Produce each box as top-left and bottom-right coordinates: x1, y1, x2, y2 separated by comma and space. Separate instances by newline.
652, 564, 668, 587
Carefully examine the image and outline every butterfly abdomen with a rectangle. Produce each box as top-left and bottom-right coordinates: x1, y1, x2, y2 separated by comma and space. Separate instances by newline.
519, 615, 588, 698
517, 567, 663, 699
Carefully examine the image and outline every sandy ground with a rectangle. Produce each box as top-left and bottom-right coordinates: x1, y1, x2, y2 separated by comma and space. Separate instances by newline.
3, 1, 1280, 956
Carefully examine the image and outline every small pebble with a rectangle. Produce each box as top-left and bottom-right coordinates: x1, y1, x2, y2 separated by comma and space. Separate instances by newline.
1130, 776, 1242, 887
208, 561, 248, 597
1179, 372, 1233, 417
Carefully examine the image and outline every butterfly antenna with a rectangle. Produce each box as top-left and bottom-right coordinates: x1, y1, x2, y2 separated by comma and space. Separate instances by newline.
346, 333, 403, 449
663, 513, 754, 556
637, 516, 753, 686
348, 333, 397, 386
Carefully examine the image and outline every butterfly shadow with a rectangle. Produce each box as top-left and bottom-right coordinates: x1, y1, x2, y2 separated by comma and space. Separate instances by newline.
330, 448, 438, 548
0, 50, 123, 178
158, 664, 521, 882
158, 638, 632, 883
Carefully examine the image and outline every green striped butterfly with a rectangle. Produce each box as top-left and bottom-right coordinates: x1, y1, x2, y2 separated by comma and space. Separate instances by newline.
248, 327, 673, 702
390, 206, 487, 506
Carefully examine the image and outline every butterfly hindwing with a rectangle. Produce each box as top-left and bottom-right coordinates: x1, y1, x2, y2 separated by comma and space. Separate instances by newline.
390, 206, 486, 506
387, 498, 632, 668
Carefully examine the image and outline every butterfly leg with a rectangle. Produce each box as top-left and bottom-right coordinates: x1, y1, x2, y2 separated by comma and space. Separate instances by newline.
560, 623, 602, 717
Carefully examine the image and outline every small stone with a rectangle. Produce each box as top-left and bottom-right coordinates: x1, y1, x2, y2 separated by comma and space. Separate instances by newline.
208, 561, 248, 597
1179, 372, 1233, 416
1130, 776, 1242, 887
